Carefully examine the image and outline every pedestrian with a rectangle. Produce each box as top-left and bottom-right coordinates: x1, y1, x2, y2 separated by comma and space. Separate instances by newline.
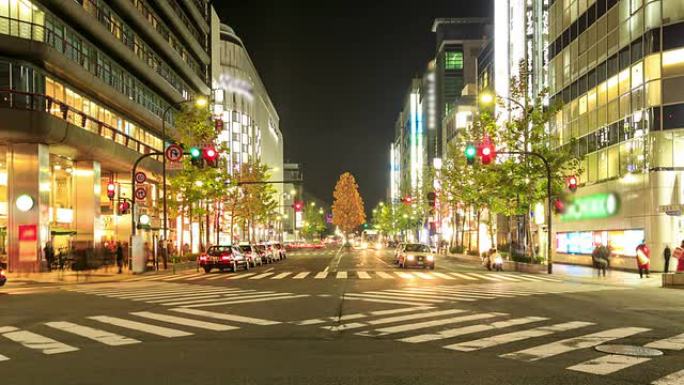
44, 241, 54, 272
116, 241, 124, 274
664, 245, 672, 273
592, 245, 610, 277
491, 249, 503, 271
675, 241, 684, 273
482, 249, 491, 271
636, 240, 651, 278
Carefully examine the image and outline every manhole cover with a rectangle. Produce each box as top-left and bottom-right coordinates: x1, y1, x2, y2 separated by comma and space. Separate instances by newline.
595, 345, 663, 357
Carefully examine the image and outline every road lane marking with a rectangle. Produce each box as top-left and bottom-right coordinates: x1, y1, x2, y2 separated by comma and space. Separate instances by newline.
323, 323, 366, 332
314, 272, 328, 279
378, 290, 479, 301
323, 266, 329, 273
336, 271, 347, 279
2, 329, 79, 354
357, 271, 371, 279
0, 327, 18, 333
567, 354, 651, 375
521, 274, 560, 282
185, 274, 211, 281
467, 273, 503, 281
430, 272, 455, 280
652, 369, 684, 385
170, 308, 281, 325
362, 312, 502, 337
645, 333, 684, 350
448, 272, 478, 280
227, 273, 256, 280
490, 274, 520, 282
163, 273, 205, 281
401, 288, 509, 299
293, 319, 327, 326
502, 274, 541, 282
271, 272, 292, 279
414, 272, 434, 279
131, 289, 249, 300
178, 294, 310, 308
376, 271, 394, 279
207, 274, 234, 280
345, 293, 443, 303
343, 297, 428, 306
0, 354, 8, 362
395, 272, 415, 279
405, 316, 545, 344
500, 327, 650, 362
161, 292, 279, 306
45, 321, 140, 346
370, 306, 434, 315
130, 311, 238, 331
325, 309, 466, 332
293, 272, 310, 279
445, 321, 594, 351
88, 316, 193, 338
249, 272, 275, 280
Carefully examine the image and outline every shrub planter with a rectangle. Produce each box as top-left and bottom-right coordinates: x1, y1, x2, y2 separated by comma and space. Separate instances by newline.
502, 260, 548, 274
662, 273, 684, 287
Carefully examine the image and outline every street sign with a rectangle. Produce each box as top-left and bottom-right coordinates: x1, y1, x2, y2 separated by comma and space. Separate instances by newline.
658, 204, 683, 216
165, 144, 183, 162
167, 161, 183, 170
134, 171, 147, 184
134, 186, 147, 201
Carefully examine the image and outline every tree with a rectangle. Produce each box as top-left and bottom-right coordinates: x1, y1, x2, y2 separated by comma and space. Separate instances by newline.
371, 201, 422, 240
301, 205, 327, 240
227, 159, 278, 243
332, 172, 366, 235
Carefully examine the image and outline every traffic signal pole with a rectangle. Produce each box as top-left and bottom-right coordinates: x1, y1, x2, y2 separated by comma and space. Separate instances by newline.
131, 152, 163, 237
498, 150, 553, 274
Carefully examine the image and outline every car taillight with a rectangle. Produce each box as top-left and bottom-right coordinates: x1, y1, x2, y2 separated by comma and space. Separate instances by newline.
199, 256, 208, 261
221, 255, 232, 261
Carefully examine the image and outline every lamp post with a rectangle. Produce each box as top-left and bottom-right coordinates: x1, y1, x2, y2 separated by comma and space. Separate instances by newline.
159, 96, 208, 260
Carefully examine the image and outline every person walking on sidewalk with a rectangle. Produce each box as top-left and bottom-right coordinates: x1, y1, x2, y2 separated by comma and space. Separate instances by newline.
116, 242, 124, 274
592, 245, 610, 277
490, 249, 504, 272
636, 241, 651, 278
44, 241, 54, 272
664, 245, 672, 273
675, 241, 684, 273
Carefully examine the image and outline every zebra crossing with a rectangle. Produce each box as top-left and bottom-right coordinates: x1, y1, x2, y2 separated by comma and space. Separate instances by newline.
65, 282, 310, 308
124, 270, 562, 283
291, 305, 684, 384
340, 285, 625, 306
0, 308, 278, 363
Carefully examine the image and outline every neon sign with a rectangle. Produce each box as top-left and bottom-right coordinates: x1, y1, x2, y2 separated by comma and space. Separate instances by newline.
560, 193, 620, 222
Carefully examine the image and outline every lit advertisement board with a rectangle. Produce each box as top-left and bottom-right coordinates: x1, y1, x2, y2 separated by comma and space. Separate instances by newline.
556, 229, 644, 257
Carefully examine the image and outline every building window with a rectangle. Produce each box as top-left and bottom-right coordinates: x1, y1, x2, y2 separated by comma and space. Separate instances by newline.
445, 51, 463, 70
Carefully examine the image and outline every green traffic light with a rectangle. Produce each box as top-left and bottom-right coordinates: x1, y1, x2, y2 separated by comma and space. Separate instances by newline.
465, 145, 476, 158
189, 147, 201, 158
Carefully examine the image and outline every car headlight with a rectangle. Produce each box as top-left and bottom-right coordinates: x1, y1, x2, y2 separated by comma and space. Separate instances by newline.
407, 255, 415, 261
426, 255, 434, 261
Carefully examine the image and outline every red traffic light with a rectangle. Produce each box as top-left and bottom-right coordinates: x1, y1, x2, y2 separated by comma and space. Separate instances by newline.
294, 201, 304, 212
478, 138, 496, 165
202, 146, 218, 161
118, 201, 130, 215
402, 196, 414, 205
567, 176, 578, 192
553, 199, 565, 214
107, 182, 116, 200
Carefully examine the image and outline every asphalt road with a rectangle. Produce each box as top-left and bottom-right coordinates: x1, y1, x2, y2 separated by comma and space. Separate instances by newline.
2, 246, 683, 385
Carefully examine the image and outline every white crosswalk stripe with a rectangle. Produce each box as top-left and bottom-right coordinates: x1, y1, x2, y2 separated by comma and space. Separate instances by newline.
249, 272, 274, 279
652, 369, 684, 385
449, 272, 478, 280
445, 321, 594, 351
431, 272, 455, 280
336, 271, 347, 279
645, 333, 684, 351
344, 292, 443, 304
501, 327, 650, 362
343, 295, 429, 306
568, 354, 652, 375
2, 328, 80, 354
170, 308, 281, 325
130, 312, 238, 331
45, 321, 140, 346
88, 316, 193, 338
467, 273, 503, 281
272, 272, 292, 279
314, 271, 328, 279
360, 312, 505, 337
160, 292, 279, 306
521, 274, 560, 282
357, 271, 371, 279
177, 294, 310, 308
376, 271, 394, 279
293, 272, 310, 279
404, 316, 546, 344
366, 290, 476, 302
227, 273, 256, 279
395, 272, 415, 279
326, 309, 467, 332
414, 272, 434, 279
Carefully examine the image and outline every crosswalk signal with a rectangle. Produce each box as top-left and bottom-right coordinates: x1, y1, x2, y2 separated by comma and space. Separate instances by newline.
478, 139, 496, 165
117, 200, 130, 215
567, 176, 578, 192
465, 143, 477, 165
189, 146, 204, 168
106, 182, 116, 200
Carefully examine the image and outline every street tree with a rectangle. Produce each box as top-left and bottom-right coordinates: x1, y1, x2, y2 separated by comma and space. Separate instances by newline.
332, 172, 366, 235
227, 159, 278, 243
301, 205, 327, 240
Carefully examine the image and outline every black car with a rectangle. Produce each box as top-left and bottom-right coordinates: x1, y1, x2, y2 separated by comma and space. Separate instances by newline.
199, 245, 249, 273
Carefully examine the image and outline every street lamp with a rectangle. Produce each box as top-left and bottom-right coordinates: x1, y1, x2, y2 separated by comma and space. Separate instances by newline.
310, 202, 316, 207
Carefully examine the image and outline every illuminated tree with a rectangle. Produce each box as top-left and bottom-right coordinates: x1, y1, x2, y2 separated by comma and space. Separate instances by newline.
301, 206, 327, 240
332, 172, 366, 234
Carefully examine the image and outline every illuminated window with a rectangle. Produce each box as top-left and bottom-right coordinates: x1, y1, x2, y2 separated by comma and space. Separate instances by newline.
445, 51, 463, 70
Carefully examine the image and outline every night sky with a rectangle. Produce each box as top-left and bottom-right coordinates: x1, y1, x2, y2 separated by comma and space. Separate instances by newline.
214, 1, 491, 209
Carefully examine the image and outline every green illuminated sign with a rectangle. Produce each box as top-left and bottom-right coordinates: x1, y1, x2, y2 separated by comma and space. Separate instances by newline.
560, 193, 620, 222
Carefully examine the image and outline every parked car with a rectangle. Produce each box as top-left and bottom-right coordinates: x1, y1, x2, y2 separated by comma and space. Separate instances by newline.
0, 268, 6, 287
270, 242, 287, 260
256, 243, 275, 263
238, 244, 264, 268
396, 243, 435, 269
199, 245, 249, 273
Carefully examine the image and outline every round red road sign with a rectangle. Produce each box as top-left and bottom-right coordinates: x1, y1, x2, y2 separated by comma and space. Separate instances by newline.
134, 172, 147, 184
165, 144, 183, 162
134, 187, 147, 201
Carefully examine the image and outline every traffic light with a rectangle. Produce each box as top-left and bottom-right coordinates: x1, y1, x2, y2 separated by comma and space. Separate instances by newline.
478, 139, 496, 165
465, 143, 477, 165
117, 200, 131, 215
567, 175, 578, 192
189, 146, 203, 168
293, 201, 303, 212
106, 182, 116, 200
553, 198, 565, 214
401, 196, 413, 205
202, 146, 219, 168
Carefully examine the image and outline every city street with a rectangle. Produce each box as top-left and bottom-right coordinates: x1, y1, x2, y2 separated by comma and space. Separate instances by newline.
3, 247, 683, 385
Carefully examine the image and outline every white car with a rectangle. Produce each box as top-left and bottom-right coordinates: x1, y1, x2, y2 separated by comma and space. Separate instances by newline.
397, 243, 436, 269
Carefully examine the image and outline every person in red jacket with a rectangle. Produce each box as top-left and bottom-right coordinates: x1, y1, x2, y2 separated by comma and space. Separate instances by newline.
636, 241, 650, 278
675, 240, 684, 273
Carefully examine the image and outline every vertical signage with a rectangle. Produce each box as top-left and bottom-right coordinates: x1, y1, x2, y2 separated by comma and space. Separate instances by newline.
18, 224, 38, 262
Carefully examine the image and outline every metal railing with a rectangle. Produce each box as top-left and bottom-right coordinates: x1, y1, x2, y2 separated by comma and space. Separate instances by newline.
0, 89, 161, 157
